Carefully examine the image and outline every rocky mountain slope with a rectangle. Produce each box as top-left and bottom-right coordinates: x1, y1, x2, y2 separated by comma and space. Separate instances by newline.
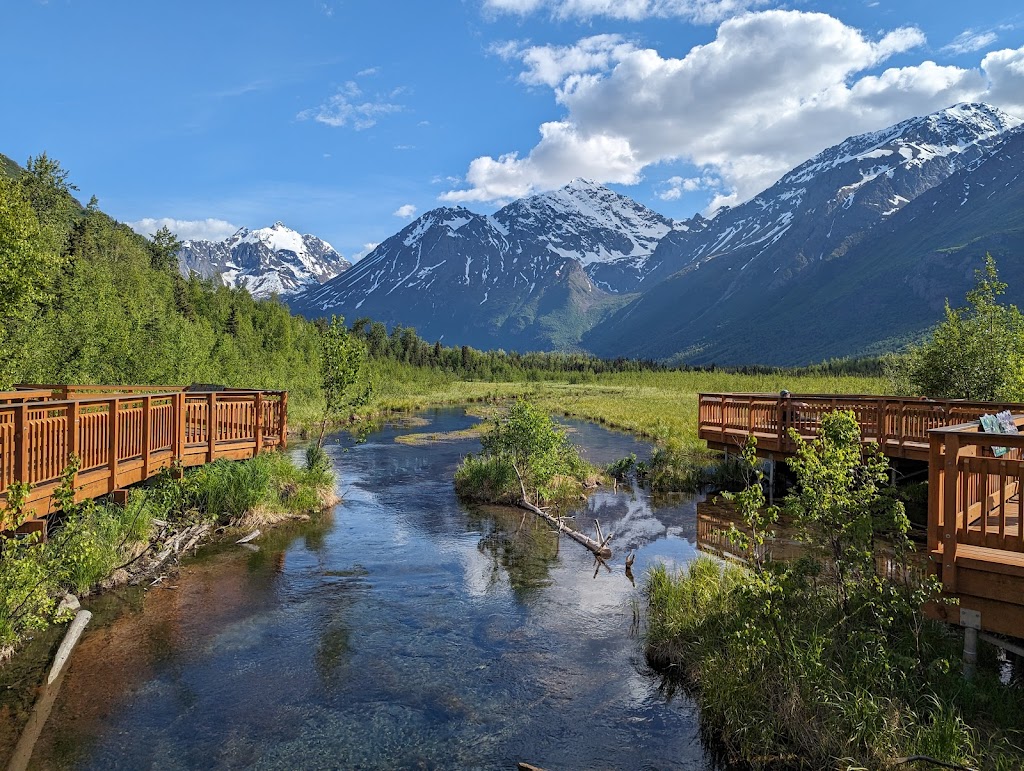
179, 222, 351, 299
288, 180, 667, 349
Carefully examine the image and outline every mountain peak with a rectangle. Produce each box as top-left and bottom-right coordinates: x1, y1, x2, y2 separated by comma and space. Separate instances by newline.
178, 221, 350, 299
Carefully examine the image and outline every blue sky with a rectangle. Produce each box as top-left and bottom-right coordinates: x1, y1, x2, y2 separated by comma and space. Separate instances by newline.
3, 1, 1024, 259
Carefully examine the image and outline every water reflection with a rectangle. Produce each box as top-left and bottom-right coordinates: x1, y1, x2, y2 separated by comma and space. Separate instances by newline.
2, 408, 716, 771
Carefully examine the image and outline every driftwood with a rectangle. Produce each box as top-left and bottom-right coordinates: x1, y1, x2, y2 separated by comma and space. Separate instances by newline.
515, 497, 612, 559
47, 609, 92, 685
511, 463, 612, 559
236, 529, 261, 544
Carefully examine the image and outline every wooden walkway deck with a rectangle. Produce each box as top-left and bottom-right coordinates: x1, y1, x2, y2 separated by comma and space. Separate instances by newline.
698, 393, 1024, 640
1, 384, 287, 534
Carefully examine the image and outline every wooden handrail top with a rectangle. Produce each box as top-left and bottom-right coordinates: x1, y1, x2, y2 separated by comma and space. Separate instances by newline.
0, 390, 286, 411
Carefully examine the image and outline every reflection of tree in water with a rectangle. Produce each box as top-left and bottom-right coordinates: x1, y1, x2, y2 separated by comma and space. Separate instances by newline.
315, 615, 353, 684
467, 505, 560, 599
314, 568, 368, 686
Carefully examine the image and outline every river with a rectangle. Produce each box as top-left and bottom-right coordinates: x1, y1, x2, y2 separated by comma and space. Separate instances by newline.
1, 408, 717, 770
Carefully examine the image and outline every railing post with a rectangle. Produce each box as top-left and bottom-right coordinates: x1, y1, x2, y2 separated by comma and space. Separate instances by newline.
943, 433, 961, 593
141, 395, 152, 478
279, 391, 288, 450
928, 433, 943, 559
15, 403, 28, 485
175, 392, 186, 464
255, 392, 264, 455
108, 397, 119, 493
67, 400, 80, 501
207, 392, 217, 463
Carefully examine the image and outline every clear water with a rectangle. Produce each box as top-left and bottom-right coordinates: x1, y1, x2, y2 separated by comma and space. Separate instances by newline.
3, 408, 715, 770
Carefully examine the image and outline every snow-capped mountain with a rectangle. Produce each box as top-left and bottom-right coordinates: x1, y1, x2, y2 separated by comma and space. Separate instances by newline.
293, 103, 1024, 362
178, 222, 351, 299
584, 103, 1024, 363
494, 178, 673, 292
289, 180, 671, 349
290, 202, 614, 351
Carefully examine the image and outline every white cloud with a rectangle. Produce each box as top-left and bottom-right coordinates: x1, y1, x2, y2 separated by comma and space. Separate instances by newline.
356, 66, 380, 77
393, 204, 418, 218
482, 0, 770, 24
658, 174, 721, 200
493, 34, 637, 88
944, 29, 998, 55
446, 10, 1024, 209
127, 217, 239, 243
351, 242, 379, 261
297, 81, 402, 130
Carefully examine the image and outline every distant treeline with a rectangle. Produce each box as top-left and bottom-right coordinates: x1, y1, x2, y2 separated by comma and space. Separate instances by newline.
346, 317, 886, 381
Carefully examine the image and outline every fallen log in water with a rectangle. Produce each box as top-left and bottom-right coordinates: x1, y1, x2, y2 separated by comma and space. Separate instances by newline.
47, 609, 92, 685
509, 463, 612, 559
516, 497, 612, 559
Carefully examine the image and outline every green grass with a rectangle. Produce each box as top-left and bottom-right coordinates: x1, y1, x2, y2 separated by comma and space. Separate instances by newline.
645, 557, 1024, 770
346, 358, 887, 449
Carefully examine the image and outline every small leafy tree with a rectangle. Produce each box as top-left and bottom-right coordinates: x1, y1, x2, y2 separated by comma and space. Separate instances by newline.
457, 399, 590, 505
316, 315, 368, 448
899, 255, 1024, 400
720, 435, 778, 572
785, 410, 910, 619
148, 225, 181, 273
480, 399, 586, 502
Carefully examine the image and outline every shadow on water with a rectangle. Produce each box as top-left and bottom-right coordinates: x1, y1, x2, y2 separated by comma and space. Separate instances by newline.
2, 407, 724, 771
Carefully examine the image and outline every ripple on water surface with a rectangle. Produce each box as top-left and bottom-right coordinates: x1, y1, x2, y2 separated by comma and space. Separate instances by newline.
3, 408, 716, 770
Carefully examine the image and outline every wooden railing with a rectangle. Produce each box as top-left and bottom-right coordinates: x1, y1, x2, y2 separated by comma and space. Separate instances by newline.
697, 393, 1023, 461
699, 392, 1024, 637
0, 388, 287, 530
926, 417, 1024, 637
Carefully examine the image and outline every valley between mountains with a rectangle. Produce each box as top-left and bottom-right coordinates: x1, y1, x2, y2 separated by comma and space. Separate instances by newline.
185, 102, 1024, 366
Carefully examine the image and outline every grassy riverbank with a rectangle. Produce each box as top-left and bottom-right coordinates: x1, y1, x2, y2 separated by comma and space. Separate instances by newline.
341, 358, 887, 447
0, 450, 335, 663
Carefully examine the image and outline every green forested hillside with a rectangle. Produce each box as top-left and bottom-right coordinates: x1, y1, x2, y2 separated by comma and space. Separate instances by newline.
0, 154, 322, 413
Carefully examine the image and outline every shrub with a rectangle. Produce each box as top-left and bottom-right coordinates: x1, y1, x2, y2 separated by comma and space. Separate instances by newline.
454, 455, 520, 504
472, 398, 591, 504
643, 410, 1024, 768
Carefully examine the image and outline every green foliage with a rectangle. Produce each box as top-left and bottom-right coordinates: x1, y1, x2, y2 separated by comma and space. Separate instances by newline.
453, 454, 521, 505
188, 457, 274, 521
0, 172, 63, 387
476, 398, 590, 504
643, 409, 1024, 769
0, 533, 54, 650
893, 255, 1024, 400
720, 435, 778, 570
316, 315, 368, 446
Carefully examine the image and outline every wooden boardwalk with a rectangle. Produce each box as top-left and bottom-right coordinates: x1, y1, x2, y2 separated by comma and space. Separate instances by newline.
1, 384, 287, 534
698, 393, 1024, 640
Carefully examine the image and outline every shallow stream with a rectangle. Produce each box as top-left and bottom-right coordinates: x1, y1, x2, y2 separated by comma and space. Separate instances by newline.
1, 408, 716, 770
